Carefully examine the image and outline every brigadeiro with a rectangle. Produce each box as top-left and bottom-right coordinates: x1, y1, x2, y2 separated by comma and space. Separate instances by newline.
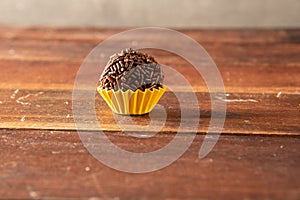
97, 48, 165, 115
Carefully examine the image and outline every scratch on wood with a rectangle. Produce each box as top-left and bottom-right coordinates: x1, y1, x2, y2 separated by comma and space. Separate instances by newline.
10, 89, 19, 99
20, 116, 26, 122
26, 186, 38, 199
224, 99, 258, 102
51, 151, 61, 154
216, 96, 258, 103
16, 92, 44, 105
29, 191, 38, 199
276, 91, 282, 98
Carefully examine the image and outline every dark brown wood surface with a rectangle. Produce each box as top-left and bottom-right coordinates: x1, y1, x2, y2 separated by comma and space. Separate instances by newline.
0, 27, 299, 199
1, 129, 299, 200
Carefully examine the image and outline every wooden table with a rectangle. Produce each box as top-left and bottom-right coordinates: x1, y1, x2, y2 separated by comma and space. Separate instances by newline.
0, 27, 299, 199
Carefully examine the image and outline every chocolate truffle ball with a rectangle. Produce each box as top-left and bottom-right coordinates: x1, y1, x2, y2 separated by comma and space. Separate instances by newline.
99, 48, 164, 92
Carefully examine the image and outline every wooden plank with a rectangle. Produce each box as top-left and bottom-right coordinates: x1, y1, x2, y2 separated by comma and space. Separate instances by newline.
0, 89, 299, 135
0, 29, 299, 92
0, 129, 299, 199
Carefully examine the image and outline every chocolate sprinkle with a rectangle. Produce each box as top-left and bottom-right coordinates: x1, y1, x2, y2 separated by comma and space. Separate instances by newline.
99, 48, 164, 92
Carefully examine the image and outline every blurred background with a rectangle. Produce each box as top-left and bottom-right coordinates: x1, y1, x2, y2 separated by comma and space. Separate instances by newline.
0, 0, 299, 28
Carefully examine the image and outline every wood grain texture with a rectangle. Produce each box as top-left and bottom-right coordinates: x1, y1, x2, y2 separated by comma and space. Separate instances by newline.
0, 27, 299, 199
0, 28, 299, 92
0, 27, 299, 134
0, 129, 299, 200
0, 89, 299, 135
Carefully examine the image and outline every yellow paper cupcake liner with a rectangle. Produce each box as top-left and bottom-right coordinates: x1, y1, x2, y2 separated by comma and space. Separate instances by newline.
97, 86, 166, 115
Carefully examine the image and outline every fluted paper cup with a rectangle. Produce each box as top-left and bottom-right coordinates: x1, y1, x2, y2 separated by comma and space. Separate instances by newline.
97, 86, 166, 115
